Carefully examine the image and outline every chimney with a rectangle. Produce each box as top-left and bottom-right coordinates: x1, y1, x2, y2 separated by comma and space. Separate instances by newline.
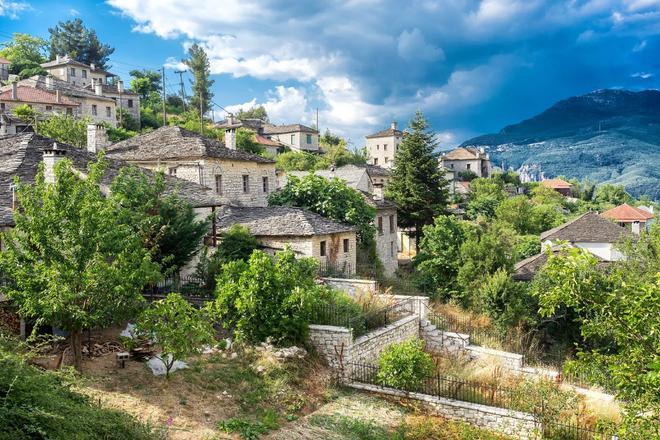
391, 121, 397, 130
225, 128, 236, 150
94, 83, 103, 96
43, 143, 66, 184
45, 76, 54, 89
373, 184, 384, 200
86, 124, 108, 153
90, 63, 96, 71
56, 90, 61, 103
56, 54, 62, 62
11, 81, 17, 100
117, 80, 124, 93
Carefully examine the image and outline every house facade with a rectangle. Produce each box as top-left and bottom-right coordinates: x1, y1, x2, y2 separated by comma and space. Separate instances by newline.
365, 122, 403, 168
601, 203, 655, 234
85, 81, 140, 124
0, 83, 78, 135
262, 123, 319, 152
541, 178, 572, 196
105, 125, 277, 207
41, 55, 114, 88
439, 147, 491, 178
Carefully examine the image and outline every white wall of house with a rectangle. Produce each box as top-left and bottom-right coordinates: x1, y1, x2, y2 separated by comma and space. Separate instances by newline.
45, 65, 108, 88
441, 158, 489, 177
366, 134, 401, 169
270, 131, 319, 152
542, 240, 623, 262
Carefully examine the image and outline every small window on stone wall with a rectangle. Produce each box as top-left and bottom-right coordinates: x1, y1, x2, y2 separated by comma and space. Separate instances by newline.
343, 238, 349, 253
262, 176, 269, 193
320, 240, 326, 257
390, 241, 394, 257
389, 215, 395, 233
242, 175, 250, 193
378, 217, 383, 235
215, 175, 223, 195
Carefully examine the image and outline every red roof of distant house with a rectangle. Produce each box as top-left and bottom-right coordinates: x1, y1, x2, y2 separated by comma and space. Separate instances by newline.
0, 86, 78, 106
0, 57, 10, 65
602, 203, 655, 222
541, 178, 572, 189
255, 134, 281, 147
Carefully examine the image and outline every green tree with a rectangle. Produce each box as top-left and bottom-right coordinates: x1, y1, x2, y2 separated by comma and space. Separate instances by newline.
110, 167, 210, 273
236, 105, 268, 121
466, 178, 506, 219
0, 158, 160, 371
530, 185, 565, 206
377, 339, 434, 390
477, 269, 532, 330
495, 196, 533, 234
129, 69, 162, 103
0, 33, 48, 79
414, 215, 467, 298
48, 19, 115, 69
37, 114, 89, 147
385, 111, 449, 249
135, 293, 215, 378
269, 174, 376, 245
275, 151, 320, 171
183, 44, 214, 116
594, 183, 633, 207
236, 127, 265, 155
317, 136, 367, 169
11, 104, 38, 125
212, 248, 322, 344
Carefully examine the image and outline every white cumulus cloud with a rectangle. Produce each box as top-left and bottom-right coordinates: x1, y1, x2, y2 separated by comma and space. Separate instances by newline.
0, 0, 30, 19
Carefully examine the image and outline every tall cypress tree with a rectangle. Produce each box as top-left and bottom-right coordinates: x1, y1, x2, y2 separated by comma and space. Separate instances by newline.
183, 44, 215, 116
385, 111, 448, 250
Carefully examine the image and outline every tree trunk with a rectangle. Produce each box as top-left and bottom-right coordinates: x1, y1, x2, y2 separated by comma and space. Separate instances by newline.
414, 224, 421, 254
70, 329, 83, 372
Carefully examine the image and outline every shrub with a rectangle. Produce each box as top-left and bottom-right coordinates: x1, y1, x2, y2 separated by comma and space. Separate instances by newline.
377, 339, 434, 390
314, 289, 364, 328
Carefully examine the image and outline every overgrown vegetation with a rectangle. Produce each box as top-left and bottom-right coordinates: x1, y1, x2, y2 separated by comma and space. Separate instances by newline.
377, 339, 434, 390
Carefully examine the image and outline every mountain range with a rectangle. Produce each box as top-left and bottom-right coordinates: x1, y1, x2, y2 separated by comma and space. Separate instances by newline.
460, 89, 660, 200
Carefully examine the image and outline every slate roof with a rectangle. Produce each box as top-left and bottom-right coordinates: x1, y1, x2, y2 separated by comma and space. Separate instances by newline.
215, 205, 355, 237
105, 126, 274, 163
364, 164, 391, 177
7, 75, 116, 102
442, 147, 483, 160
0, 86, 78, 106
365, 127, 403, 139
540, 212, 634, 243
513, 246, 611, 281
41, 57, 115, 76
288, 165, 368, 191
83, 83, 139, 96
601, 203, 654, 222
359, 191, 397, 210
0, 133, 224, 226
262, 124, 318, 135
541, 178, 572, 189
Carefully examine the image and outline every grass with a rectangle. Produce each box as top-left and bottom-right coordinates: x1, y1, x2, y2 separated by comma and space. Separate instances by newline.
309, 414, 393, 440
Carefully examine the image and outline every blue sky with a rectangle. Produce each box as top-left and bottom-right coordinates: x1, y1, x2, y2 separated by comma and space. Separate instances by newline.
1, 0, 659, 146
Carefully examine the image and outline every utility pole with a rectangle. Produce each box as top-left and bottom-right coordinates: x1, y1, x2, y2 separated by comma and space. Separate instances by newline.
174, 70, 187, 112
161, 67, 167, 125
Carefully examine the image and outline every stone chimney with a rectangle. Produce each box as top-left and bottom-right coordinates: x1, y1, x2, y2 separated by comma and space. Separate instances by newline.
90, 63, 96, 71
391, 121, 397, 130
56, 54, 62, 62
56, 90, 61, 104
94, 83, 103, 96
11, 81, 17, 100
117, 80, 124, 93
225, 127, 236, 150
45, 76, 54, 89
373, 184, 384, 200
86, 124, 108, 153
43, 143, 66, 184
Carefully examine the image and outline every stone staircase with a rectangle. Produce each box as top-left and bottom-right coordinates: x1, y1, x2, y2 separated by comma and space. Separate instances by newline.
419, 318, 470, 354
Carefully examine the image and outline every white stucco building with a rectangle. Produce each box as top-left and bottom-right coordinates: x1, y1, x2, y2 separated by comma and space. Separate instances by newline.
365, 122, 403, 168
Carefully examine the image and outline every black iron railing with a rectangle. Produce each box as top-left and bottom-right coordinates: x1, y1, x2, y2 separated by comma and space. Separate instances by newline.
144, 275, 213, 302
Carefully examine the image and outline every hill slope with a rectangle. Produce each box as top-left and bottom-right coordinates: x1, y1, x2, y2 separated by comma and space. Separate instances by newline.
461, 89, 660, 199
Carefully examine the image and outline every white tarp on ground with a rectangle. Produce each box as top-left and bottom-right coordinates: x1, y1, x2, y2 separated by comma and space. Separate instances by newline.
147, 354, 188, 376
120, 323, 137, 339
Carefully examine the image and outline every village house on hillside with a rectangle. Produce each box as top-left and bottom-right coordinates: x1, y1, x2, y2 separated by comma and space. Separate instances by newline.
439, 147, 491, 178
282, 164, 399, 276
41, 55, 114, 88
105, 125, 277, 208
541, 178, 572, 196
601, 203, 655, 234
216, 116, 319, 153
0, 83, 78, 135
216, 206, 357, 274
365, 122, 403, 168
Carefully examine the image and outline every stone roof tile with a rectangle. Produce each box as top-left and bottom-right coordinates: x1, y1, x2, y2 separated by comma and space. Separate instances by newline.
540, 211, 634, 243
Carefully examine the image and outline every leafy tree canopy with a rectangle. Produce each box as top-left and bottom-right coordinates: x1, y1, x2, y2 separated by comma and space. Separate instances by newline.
236, 127, 265, 155
594, 183, 633, 207
48, 19, 115, 70
269, 173, 376, 244
236, 105, 268, 121
129, 69, 162, 103
183, 43, 214, 115
0, 33, 48, 65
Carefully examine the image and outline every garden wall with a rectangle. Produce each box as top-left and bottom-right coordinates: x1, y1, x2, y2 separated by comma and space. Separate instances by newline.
308, 324, 352, 369
320, 277, 377, 297
349, 382, 539, 440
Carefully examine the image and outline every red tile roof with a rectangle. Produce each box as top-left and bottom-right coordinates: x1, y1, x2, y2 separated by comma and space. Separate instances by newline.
541, 178, 572, 189
255, 134, 281, 147
601, 203, 654, 222
0, 86, 78, 106
0, 57, 10, 65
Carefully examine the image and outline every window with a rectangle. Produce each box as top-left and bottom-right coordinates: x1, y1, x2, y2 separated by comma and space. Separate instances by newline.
306, 134, 312, 144
215, 175, 223, 194
0, 103, 5, 111
70, 67, 76, 77
91, 104, 97, 116
320, 240, 326, 257
290, 134, 295, 144
390, 241, 395, 257
374, 158, 378, 165
466, 164, 471, 170
376, 144, 379, 150
242, 175, 250, 193
82, 70, 87, 78
343, 238, 349, 253
383, 144, 387, 151
106, 106, 111, 117
389, 215, 395, 233
127, 99, 133, 108
385, 157, 389, 163
66, 108, 73, 116
262, 176, 269, 193
168, 167, 177, 176
45, 105, 53, 111
450, 164, 454, 169
377, 217, 383, 235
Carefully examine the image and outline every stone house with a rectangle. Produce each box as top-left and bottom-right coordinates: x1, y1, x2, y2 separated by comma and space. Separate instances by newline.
513, 245, 611, 281
0, 57, 9, 82
439, 147, 491, 178
541, 178, 572, 196
263, 123, 319, 152
105, 125, 277, 207
601, 203, 655, 234
84, 81, 140, 124
215, 205, 357, 273
365, 122, 403, 168
41, 55, 114, 89
0, 83, 79, 135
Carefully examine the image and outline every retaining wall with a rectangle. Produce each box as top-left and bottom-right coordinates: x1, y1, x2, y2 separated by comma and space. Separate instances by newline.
349, 382, 539, 440
351, 315, 419, 365
321, 277, 377, 297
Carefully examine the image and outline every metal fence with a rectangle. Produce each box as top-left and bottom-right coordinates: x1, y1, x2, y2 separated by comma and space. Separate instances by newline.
144, 275, 213, 302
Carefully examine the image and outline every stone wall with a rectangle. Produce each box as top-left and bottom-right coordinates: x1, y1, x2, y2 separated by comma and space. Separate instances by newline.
308, 324, 352, 369
375, 206, 398, 276
466, 345, 524, 370
349, 383, 539, 440
321, 277, 377, 297
350, 315, 419, 365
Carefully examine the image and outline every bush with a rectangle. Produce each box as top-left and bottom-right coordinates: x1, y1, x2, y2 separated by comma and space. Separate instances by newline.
0, 347, 156, 439
314, 289, 364, 328
377, 339, 434, 390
